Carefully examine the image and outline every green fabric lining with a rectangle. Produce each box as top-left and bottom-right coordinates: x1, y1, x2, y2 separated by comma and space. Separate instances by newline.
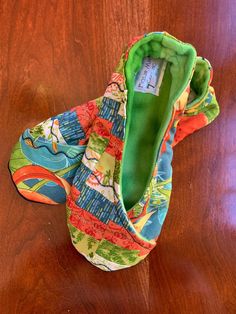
187, 57, 211, 109
122, 65, 172, 209
120, 33, 196, 211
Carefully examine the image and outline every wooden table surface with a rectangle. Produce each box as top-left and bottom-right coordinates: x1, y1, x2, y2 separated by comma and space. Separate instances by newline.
0, 1, 235, 313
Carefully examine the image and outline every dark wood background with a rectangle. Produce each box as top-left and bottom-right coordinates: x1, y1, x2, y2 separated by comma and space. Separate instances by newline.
0, 1, 235, 313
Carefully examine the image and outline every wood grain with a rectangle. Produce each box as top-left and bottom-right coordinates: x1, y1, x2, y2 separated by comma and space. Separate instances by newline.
0, 0, 235, 313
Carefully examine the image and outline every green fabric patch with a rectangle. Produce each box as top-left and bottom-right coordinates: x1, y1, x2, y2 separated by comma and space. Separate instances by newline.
96, 239, 140, 265
88, 132, 109, 154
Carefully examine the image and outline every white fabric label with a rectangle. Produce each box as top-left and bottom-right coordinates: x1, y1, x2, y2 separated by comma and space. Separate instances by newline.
134, 57, 167, 96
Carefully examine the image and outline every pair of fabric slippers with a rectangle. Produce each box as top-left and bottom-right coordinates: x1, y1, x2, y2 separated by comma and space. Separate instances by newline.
9, 32, 219, 271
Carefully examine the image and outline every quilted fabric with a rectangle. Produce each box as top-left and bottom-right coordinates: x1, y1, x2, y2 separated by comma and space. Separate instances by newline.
66, 32, 220, 271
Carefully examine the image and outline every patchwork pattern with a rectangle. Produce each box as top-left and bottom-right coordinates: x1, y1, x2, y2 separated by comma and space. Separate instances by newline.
67, 32, 220, 271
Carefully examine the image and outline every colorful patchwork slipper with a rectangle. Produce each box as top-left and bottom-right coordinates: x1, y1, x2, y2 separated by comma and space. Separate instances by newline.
9, 54, 217, 205
9, 100, 100, 204
66, 32, 220, 271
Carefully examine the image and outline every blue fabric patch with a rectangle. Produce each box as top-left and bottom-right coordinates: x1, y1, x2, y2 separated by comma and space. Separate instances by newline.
77, 185, 116, 224
111, 114, 125, 139
99, 97, 120, 122
73, 163, 92, 191
57, 111, 85, 144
